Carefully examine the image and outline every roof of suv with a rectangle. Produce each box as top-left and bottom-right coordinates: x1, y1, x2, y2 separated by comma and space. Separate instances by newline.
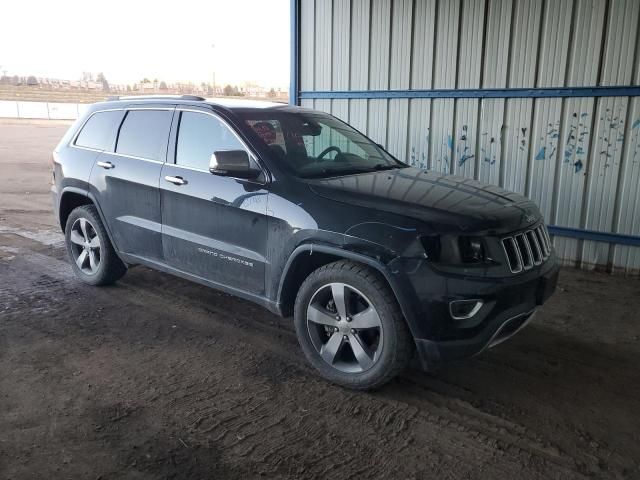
99, 95, 293, 112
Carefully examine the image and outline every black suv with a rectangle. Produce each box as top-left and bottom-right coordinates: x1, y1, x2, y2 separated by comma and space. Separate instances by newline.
51, 95, 559, 389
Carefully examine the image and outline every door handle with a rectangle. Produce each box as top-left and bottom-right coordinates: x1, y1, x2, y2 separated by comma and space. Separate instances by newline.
165, 175, 187, 186
97, 161, 114, 169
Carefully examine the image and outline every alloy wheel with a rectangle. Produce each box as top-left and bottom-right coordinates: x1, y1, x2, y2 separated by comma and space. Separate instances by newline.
306, 282, 384, 373
69, 217, 101, 275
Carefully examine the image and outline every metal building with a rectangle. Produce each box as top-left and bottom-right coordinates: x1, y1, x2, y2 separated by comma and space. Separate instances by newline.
290, 0, 640, 274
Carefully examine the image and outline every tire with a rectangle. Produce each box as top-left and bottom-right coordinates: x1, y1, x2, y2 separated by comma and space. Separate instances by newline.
64, 205, 127, 286
294, 260, 413, 390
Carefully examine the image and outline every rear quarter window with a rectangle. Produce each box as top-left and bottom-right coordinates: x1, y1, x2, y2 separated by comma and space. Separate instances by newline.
116, 110, 173, 161
74, 110, 122, 150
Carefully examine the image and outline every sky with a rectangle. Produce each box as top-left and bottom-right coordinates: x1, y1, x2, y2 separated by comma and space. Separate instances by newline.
0, 0, 290, 88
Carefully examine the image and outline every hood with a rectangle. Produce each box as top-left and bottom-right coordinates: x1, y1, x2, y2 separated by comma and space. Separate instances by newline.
307, 167, 541, 233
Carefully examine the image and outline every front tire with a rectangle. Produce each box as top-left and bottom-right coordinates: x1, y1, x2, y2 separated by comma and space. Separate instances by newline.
64, 205, 126, 286
294, 260, 413, 390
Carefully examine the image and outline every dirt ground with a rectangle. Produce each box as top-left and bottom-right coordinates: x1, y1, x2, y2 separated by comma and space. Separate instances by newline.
1, 119, 639, 479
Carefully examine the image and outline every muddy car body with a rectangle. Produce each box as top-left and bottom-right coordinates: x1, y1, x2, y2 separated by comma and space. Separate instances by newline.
51, 96, 559, 389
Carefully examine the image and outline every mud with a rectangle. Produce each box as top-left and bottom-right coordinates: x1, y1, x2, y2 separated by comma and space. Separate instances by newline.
1, 120, 639, 479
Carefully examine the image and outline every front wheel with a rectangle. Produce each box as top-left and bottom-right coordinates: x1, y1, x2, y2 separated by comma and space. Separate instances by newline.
294, 260, 413, 390
64, 205, 127, 286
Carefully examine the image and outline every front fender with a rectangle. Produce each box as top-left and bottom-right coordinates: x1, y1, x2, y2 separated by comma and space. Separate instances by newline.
276, 243, 421, 339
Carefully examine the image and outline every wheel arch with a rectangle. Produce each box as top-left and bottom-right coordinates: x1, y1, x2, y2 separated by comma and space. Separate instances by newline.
58, 188, 92, 231
277, 244, 419, 337
58, 187, 124, 262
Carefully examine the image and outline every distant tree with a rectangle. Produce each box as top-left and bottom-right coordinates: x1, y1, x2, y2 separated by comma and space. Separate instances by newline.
268, 87, 276, 98
223, 84, 234, 96
26, 75, 38, 86
141, 77, 150, 83
126, 84, 132, 92
159, 81, 168, 90
96, 72, 110, 91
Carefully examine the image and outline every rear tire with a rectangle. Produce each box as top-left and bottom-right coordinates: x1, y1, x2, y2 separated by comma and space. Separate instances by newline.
64, 205, 127, 286
294, 260, 413, 390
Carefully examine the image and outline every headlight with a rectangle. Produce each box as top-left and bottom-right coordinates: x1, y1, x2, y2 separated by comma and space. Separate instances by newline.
458, 236, 486, 263
420, 235, 441, 260
421, 235, 487, 264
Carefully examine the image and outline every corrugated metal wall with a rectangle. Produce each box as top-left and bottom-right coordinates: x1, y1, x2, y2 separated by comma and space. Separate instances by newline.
297, 0, 640, 274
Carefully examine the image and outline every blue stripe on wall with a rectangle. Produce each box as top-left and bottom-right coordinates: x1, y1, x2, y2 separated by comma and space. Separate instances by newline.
289, 0, 300, 106
547, 226, 640, 247
299, 85, 640, 100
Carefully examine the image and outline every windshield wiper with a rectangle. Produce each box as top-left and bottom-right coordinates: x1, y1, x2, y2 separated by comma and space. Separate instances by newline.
301, 167, 378, 179
371, 163, 402, 171
300, 163, 406, 179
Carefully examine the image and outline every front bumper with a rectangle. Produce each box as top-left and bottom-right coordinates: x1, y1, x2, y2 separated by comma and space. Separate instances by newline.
410, 257, 560, 370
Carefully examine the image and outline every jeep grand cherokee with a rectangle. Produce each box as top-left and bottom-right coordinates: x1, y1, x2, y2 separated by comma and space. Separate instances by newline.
51, 95, 559, 389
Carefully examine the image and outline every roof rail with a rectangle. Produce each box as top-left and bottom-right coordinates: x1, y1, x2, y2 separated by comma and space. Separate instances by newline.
106, 94, 206, 101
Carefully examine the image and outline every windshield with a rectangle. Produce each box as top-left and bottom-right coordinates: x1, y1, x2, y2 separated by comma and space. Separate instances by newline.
238, 110, 407, 179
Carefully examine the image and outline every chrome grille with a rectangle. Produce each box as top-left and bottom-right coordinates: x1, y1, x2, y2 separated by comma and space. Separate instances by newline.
502, 225, 551, 273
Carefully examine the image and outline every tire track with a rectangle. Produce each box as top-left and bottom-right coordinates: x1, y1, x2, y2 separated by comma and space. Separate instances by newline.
2, 231, 637, 478
0, 247, 585, 479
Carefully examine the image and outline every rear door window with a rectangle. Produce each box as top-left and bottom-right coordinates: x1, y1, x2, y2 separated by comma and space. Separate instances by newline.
116, 110, 173, 161
74, 110, 122, 150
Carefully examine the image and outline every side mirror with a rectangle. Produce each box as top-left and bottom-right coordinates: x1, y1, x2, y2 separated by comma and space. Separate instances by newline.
209, 150, 260, 179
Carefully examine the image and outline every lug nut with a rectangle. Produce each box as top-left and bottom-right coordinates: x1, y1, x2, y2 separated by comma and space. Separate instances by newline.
343, 335, 348, 340
335, 316, 340, 320
350, 329, 356, 334
346, 317, 352, 322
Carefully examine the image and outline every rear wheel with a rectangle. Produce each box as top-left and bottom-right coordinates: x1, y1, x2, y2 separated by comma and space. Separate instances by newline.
65, 205, 126, 285
294, 260, 413, 390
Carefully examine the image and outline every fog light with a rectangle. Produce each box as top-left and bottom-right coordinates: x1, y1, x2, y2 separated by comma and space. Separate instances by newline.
449, 299, 483, 320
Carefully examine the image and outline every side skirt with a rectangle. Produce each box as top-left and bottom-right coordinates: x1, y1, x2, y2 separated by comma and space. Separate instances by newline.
119, 252, 283, 316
